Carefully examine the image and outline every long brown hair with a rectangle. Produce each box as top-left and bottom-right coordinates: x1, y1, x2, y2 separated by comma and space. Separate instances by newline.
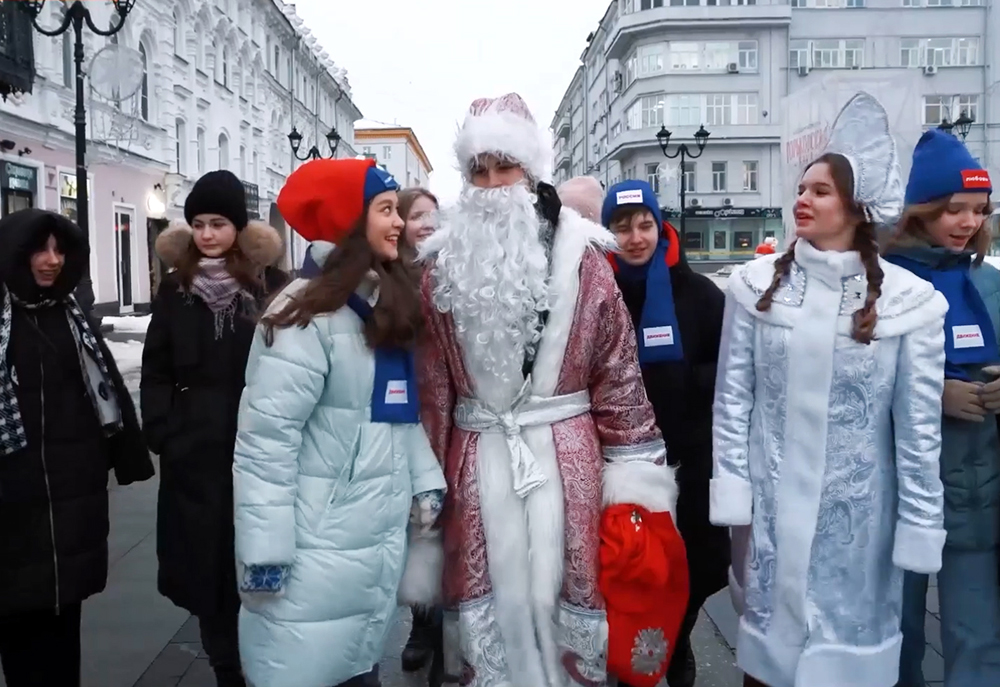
883, 197, 994, 265
756, 152, 883, 344
261, 205, 423, 350
396, 187, 439, 249
174, 238, 263, 293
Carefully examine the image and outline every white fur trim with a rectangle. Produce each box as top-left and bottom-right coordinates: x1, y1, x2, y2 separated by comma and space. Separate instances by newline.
602, 460, 678, 518
397, 529, 444, 606
728, 566, 745, 616
454, 110, 553, 183
709, 475, 753, 526
462, 206, 618, 686
892, 521, 945, 574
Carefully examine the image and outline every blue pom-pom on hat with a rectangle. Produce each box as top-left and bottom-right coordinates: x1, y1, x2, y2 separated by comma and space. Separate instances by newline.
601, 179, 662, 228
905, 129, 992, 205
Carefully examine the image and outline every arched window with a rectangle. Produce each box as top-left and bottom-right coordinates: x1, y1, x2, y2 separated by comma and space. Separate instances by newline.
138, 44, 149, 121
218, 133, 230, 169
173, 9, 184, 57
175, 119, 187, 174
239, 145, 246, 178
197, 128, 206, 173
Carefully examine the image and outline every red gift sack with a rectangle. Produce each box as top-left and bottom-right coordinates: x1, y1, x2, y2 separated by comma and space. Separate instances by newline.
599, 504, 690, 687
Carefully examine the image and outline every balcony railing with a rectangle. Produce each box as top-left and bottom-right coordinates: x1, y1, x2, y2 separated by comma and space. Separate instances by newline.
242, 180, 260, 220
0, 2, 36, 100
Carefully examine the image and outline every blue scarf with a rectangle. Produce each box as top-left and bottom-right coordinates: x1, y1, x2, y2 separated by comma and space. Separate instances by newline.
885, 248, 999, 381
301, 245, 322, 278
615, 237, 684, 364
345, 294, 420, 424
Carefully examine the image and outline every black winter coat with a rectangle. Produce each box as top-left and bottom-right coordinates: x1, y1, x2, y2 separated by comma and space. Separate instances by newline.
141, 267, 286, 617
0, 209, 152, 616
614, 244, 730, 608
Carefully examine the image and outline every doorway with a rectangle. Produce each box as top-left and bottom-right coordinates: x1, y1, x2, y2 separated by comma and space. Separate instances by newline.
114, 205, 135, 312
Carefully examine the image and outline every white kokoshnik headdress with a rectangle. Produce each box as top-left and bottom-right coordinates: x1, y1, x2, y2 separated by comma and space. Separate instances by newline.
820, 91, 904, 227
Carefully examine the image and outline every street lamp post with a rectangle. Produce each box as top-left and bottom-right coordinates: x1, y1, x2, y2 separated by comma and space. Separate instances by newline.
937, 111, 975, 142
288, 126, 341, 161
19, 0, 137, 313
656, 124, 710, 245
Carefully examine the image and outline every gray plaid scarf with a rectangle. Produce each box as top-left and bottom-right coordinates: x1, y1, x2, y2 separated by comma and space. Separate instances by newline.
189, 258, 249, 339
0, 289, 123, 456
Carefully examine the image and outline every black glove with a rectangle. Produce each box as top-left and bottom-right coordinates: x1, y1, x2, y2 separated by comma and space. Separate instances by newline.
534, 181, 562, 228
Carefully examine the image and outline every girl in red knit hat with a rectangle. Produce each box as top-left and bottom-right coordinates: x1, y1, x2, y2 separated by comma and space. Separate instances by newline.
232, 158, 446, 687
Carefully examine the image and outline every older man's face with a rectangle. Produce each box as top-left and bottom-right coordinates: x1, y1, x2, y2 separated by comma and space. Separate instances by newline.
470, 154, 526, 189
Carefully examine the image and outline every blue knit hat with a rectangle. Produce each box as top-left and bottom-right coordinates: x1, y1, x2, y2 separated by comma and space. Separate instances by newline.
905, 129, 991, 205
601, 180, 662, 228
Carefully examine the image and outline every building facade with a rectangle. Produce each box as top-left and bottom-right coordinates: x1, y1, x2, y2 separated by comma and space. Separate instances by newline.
355, 123, 434, 189
553, 0, 993, 266
0, 0, 362, 313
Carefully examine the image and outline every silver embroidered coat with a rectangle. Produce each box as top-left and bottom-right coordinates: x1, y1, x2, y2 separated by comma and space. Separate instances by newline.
711, 240, 948, 687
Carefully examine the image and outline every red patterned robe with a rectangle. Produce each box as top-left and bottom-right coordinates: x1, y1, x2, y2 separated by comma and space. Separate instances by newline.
411, 209, 677, 687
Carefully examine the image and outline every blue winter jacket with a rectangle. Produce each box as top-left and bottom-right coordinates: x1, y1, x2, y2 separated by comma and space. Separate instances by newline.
232, 266, 446, 687
887, 245, 1000, 550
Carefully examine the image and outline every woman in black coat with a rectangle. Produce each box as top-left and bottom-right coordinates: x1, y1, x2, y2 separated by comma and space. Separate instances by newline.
601, 181, 730, 687
0, 208, 153, 687
140, 171, 285, 687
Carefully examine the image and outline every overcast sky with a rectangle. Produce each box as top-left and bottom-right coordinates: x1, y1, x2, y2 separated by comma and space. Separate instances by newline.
291, 0, 611, 203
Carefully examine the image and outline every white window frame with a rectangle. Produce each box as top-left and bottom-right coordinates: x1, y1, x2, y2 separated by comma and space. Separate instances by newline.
742, 161, 759, 191
922, 94, 979, 125
712, 161, 727, 192
645, 162, 660, 194
682, 161, 696, 193
112, 203, 139, 313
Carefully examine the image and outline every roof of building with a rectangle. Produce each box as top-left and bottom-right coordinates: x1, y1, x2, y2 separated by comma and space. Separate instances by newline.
354, 123, 434, 174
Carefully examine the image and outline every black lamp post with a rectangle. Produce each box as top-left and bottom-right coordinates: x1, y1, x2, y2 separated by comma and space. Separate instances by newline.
656, 124, 710, 244
288, 126, 340, 161
937, 111, 975, 142
19, 0, 136, 314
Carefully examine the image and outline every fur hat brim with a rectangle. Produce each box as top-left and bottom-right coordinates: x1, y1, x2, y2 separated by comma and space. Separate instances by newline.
155, 219, 284, 268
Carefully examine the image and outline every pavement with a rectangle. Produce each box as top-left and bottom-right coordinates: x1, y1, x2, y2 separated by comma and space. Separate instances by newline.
0, 319, 937, 687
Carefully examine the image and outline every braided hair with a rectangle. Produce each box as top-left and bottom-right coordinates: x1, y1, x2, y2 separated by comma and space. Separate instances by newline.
755, 153, 883, 344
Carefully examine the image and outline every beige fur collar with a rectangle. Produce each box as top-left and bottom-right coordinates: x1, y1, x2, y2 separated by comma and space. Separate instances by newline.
154, 219, 284, 268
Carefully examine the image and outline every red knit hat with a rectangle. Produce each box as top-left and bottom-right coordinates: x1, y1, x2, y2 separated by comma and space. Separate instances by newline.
276, 157, 382, 244
599, 504, 689, 687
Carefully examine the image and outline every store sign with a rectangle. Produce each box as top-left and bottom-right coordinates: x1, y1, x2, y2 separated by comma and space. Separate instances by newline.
1, 162, 37, 194
664, 207, 782, 220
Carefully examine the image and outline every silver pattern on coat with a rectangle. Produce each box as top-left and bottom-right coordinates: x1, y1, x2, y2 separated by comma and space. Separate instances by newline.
458, 596, 511, 687
557, 602, 608, 687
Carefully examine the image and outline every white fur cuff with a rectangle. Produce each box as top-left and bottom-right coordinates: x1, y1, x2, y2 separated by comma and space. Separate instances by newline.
398, 528, 444, 606
709, 475, 753, 526
892, 521, 946, 574
602, 460, 678, 517
728, 566, 745, 617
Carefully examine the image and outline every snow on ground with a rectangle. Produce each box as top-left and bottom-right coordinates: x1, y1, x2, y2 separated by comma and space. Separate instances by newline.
104, 314, 151, 333
107, 339, 144, 376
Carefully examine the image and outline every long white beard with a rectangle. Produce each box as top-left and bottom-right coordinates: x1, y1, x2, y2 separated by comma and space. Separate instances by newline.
420, 183, 550, 393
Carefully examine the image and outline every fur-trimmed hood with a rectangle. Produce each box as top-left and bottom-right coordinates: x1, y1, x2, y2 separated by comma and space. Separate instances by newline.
155, 219, 284, 268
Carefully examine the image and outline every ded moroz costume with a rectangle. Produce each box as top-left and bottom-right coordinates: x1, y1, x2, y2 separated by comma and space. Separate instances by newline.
410, 93, 682, 687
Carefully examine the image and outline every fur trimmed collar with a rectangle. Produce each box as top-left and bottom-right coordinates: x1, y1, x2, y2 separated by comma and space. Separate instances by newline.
154, 219, 284, 268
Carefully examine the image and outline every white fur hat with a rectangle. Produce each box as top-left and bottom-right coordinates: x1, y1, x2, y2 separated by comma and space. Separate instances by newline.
454, 93, 553, 183
557, 176, 604, 223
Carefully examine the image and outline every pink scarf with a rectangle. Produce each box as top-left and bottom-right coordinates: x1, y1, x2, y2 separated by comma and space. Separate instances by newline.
190, 257, 241, 313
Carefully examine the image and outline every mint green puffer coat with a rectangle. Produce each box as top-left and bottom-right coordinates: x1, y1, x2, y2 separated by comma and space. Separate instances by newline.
233, 276, 446, 687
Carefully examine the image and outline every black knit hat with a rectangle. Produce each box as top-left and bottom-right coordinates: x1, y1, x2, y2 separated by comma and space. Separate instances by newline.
184, 170, 248, 230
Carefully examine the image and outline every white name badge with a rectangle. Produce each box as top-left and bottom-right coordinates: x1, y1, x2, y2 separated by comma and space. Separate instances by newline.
616, 189, 644, 205
643, 326, 674, 347
385, 380, 409, 405
952, 324, 985, 349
